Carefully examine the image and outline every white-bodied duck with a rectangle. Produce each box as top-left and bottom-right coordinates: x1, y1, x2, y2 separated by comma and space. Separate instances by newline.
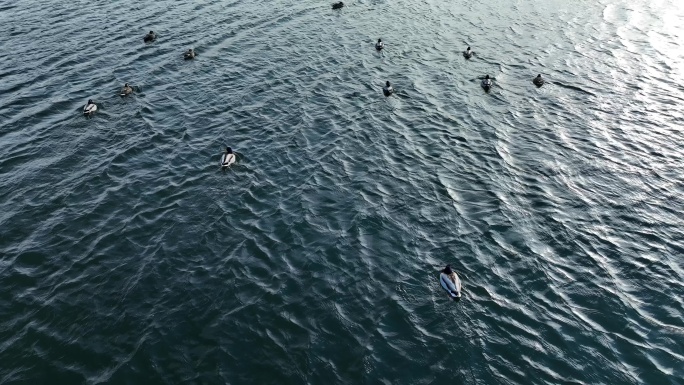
83, 99, 97, 115
439, 264, 462, 299
220, 147, 236, 167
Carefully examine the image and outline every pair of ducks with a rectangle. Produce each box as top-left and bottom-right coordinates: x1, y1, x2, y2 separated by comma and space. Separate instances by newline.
479, 74, 544, 92
143, 30, 196, 60
83, 82, 135, 115
463, 46, 492, 92
373, 39, 390, 96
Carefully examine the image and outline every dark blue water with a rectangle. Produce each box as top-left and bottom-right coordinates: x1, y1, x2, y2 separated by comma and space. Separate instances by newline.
1, 0, 683, 384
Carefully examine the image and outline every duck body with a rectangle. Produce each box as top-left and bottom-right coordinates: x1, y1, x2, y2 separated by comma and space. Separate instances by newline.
120, 85, 133, 96
383, 86, 393, 97
533, 76, 545, 87
184, 49, 196, 60
376, 41, 384, 51
481, 78, 493, 92
143, 32, 156, 43
220, 152, 236, 167
439, 272, 462, 299
332, 2, 344, 9
83, 100, 97, 115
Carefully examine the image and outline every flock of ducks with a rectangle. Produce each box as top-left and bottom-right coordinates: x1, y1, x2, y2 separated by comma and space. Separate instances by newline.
77, 4, 527, 298
336, 2, 546, 96
82, 30, 196, 116
372, 42, 544, 96
80, 29, 230, 168
328, 2, 543, 299
81, 4, 547, 174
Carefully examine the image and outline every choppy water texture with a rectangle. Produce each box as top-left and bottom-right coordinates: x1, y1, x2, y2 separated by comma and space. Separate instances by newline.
1, 0, 683, 384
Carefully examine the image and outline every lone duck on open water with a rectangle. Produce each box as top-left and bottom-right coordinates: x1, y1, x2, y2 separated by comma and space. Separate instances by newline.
481, 75, 493, 92
143, 31, 156, 43
383, 81, 394, 97
83, 99, 97, 115
120, 83, 133, 96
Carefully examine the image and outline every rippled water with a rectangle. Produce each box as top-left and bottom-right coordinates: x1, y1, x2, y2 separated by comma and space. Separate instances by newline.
1, 0, 683, 383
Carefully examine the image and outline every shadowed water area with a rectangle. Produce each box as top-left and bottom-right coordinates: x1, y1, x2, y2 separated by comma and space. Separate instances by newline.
1, 0, 683, 383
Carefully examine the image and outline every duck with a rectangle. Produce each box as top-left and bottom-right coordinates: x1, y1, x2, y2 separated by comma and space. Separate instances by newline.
143, 31, 156, 43
375, 38, 384, 51
533, 74, 545, 87
220, 147, 236, 167
120, 83, 133, 96
184, 48, 196, 60
481, 75, 493, 92
332, 2, 344, 9
439, 265, 462, 299
83, 99, 97, 115
463, 46, 473, 59
382, 81, 394, 97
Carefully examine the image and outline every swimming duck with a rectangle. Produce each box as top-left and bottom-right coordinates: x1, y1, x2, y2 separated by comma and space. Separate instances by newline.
220, 147, 236, 167
83, 99, 97, 115
439, 265, 462, 299
120, 83, 133, 96
332, 2, 344, 9
382, 81, 394, 97
375, 38, 384, 51
184, 48, 196, 60
533, 74, 544, 87
481, 75, 493, 92
463, 46, 473, 59
143, 31, 156, 43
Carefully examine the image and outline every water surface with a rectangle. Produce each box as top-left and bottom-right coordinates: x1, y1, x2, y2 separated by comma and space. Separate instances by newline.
1, 0, 683, 384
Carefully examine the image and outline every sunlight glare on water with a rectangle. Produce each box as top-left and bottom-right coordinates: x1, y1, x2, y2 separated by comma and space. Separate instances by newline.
652, 0, 684, 80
